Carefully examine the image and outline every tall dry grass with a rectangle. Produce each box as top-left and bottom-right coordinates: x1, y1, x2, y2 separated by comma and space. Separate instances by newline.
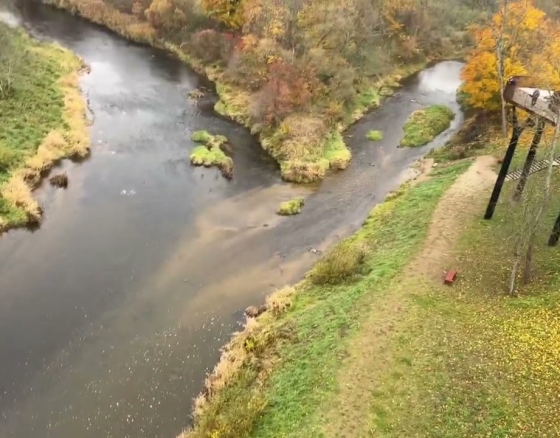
178, 286, 295, 438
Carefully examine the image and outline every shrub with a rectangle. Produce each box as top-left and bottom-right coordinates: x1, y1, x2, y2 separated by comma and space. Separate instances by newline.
265, 286, 295, 316
308, 241, 367, 285
277, 197, 304, 216
191, 129, 212, 143
190, 29, 235, 64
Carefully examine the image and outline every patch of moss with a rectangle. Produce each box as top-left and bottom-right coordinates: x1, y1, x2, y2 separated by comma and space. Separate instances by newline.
400, 104, 455, 148
277, 197, 305, 216
190, 130, 233, 179
366, 130, 383, 141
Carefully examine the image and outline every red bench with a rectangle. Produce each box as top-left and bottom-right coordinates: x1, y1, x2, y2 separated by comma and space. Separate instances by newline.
444, 269, 458, 285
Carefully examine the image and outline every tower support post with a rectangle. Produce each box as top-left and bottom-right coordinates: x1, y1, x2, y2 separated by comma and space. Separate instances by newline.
513, 118, 545, 201
484, 108, 529, 220
548, 210, 560, 246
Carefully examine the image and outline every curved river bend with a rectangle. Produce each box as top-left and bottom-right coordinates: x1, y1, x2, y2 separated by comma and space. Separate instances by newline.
0, 3, 464, 437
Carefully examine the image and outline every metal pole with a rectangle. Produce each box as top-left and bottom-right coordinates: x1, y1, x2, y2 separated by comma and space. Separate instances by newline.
484, 109, 525, 220
548, 211, 560, 246
513, 118, 545, 201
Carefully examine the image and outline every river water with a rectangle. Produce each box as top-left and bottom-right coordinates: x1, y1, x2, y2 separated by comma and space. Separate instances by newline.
0, 2, 464, 437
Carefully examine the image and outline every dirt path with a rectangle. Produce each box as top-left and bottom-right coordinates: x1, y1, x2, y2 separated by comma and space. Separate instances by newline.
320, 156, 497, 438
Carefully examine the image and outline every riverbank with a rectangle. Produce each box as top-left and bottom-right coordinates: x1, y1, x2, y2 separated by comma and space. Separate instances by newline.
43, 0, 431, 183
0, 22, 89, 232
181, 142, 560, 437
180, 157, 474, 437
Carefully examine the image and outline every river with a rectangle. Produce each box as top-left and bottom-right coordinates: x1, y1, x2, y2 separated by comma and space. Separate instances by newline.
0, 2, 465, 437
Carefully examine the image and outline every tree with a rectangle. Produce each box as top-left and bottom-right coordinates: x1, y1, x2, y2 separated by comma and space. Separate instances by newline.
252, 60, 311, 124
461, 0, 546, 135
145, 0, 189, 30
201, 0, 245, 28
508, 114, 560, 294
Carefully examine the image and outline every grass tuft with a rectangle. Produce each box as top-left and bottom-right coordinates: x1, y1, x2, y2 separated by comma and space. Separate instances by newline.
276, 197, 304, 216
308, 241, 367, 285
366, 130, 383, 141
400, 104, 454, 147
49, 172, 69, 188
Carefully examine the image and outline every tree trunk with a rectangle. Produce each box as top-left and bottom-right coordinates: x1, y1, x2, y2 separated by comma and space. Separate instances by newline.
497, 0, 509, 137
500, 79, 508, 137
516, 116, 560, 291
522, 236, 534, 284
509, 242, 520, 295
497, 45, 508, 137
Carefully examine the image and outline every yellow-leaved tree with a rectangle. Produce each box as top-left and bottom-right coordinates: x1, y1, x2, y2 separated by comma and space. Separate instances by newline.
461, 0, 548, 135
201, 0, 245, 28
530, 21, 560, 90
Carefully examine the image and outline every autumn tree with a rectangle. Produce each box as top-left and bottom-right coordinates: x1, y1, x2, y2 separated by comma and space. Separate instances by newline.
242, 0, 308, 59
461, 0, 546, 135
201, 0, 245, 28
506, 23, 560, 293
252, 60, 312, 124
507, 114, 560, 294
298, 1, 388, 75
144, 0, 189, 30
529, 20, 560, 89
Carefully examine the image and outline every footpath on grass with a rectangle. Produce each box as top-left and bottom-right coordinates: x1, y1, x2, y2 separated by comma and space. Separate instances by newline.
182, 152, 560, 437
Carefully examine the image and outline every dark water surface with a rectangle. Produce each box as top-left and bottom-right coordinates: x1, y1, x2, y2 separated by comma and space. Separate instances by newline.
0, 3, 464, 437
